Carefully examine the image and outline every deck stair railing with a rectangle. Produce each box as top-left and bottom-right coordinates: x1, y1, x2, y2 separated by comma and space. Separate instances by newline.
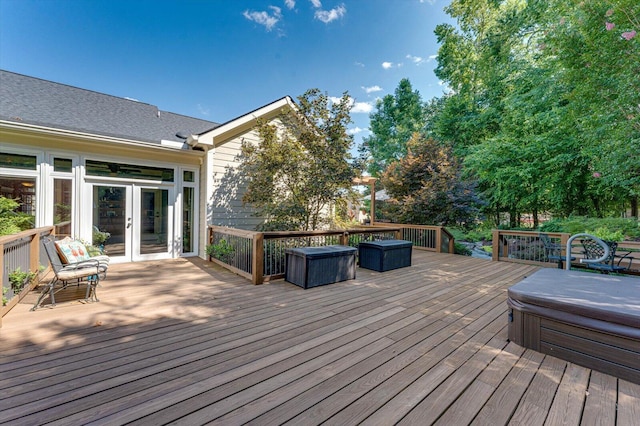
208, 224, 454, 284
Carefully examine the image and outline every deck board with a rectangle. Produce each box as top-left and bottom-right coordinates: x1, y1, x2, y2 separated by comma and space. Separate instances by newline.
0, 252, 636, 425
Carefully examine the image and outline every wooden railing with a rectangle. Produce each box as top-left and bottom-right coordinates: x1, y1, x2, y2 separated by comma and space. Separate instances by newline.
208, 224, 453, 285
492, 229, 640, 274
1, 226, 54, 324
368, 223, 455, 254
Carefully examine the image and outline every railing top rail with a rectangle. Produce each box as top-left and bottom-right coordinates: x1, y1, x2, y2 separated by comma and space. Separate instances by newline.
495, 230, 569, 238
263, 229, 346, 239
209, 226, 260, 239
366, 223, 444, 230
0, 226, 54, 245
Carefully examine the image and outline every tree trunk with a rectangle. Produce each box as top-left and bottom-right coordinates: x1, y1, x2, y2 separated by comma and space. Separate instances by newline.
631, 196, 638, 218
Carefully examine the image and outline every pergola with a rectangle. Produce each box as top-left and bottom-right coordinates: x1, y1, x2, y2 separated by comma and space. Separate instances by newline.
352, 176, 378, 224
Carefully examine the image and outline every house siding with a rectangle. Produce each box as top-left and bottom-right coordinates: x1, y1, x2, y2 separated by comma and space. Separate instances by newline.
209, 128, 264, 231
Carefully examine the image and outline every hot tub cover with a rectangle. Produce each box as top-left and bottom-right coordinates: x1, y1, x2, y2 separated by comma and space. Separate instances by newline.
507, 268, 640, 329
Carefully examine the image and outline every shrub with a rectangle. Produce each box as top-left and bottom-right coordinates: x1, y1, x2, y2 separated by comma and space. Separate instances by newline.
206, 239, 235, 263
454, 242, 472, 256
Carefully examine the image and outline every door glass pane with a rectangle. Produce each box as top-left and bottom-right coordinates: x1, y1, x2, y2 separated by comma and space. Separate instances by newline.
53, 179, 72, 238
183, 187, 194, 253
93, 186, 125, 256
140, 188, 168, 254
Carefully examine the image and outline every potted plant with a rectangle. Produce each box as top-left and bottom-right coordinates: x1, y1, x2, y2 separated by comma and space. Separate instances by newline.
92, 226, 111, 251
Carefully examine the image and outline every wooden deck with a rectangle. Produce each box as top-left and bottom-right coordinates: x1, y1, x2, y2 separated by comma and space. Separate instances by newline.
1, 252, 638, 425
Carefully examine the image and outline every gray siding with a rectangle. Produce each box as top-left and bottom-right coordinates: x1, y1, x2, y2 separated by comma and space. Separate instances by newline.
209, 129, 265, 230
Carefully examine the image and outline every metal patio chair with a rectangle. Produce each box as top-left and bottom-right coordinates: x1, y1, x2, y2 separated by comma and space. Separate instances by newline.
31, 237, 109, 310
540, 233, 575, 269
580, 238, 633, 274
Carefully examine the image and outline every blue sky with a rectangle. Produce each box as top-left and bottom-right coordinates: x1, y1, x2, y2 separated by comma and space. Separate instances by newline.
0, 0, 453, 152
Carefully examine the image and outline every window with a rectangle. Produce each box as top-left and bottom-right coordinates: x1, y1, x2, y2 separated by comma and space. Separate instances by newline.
86, 160, 174, 182
53, 158, 73, 173
183, 187, 194, 253
53, 179, 72, 238
0, 177, 36, 230
183, 170, 195, 182
0, 153, 37, 170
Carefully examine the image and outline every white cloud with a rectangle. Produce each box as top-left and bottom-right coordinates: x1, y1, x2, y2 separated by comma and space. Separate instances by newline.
243, 6, 283, 31
197, 104, 210, 116
406, 54, 437, 65
420, 0, 436, 4
382, 62, 393, 69
354, 61, 365, 67
351, 101, 373, 113
310, 0, 322, 8
362, 85, 382, 94
406, 54, 425, 65
315, 4, 346, 23
285, 0, 296, 9
347, 126, 366, 135
329, 96, 373, 114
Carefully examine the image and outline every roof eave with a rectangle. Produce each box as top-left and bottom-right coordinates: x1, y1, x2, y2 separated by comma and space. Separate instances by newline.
195, 96, 296, 148
0, 120, 206, 157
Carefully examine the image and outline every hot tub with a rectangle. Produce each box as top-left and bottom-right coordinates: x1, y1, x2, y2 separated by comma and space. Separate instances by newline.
507, 268, 640, 384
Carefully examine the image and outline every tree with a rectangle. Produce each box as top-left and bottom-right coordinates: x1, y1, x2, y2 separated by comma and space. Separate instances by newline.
359, 79, 426, 176
0, 196, 33, 236
240, 89, 357, 231
431, 0, 639, 222
380, 133, 481, 226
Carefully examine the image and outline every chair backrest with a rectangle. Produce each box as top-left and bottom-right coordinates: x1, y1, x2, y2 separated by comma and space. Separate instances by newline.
539, 233, 560, 254
581, 239, 617, 265
42, 237, 66, 274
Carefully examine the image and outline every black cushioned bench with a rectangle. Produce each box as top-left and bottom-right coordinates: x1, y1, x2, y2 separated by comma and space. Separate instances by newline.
285, 245, 357, 289
358, 240, 413, 272
507, 268, 640, 384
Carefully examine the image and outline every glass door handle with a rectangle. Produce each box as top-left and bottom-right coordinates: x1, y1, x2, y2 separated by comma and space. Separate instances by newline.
127, 217, 132, 228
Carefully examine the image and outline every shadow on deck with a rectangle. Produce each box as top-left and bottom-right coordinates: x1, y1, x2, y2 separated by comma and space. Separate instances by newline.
1, 251, 638, 425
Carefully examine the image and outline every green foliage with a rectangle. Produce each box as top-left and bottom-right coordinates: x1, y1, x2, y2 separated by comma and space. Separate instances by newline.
454, 242, 472, 256
241, 89, 358, 231
92, 228, 111, 245
380, 134, 481, 226
8, 267, 37, 293
430, 0, 639, 222
359, 79, 427, 176
206, 239, 236, 263
584, 227, 625, 243
0, 196, 34, 236
540, 217, 640, 240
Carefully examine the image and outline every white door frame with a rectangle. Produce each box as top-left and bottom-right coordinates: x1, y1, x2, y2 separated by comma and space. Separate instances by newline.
86, 181, 174, 263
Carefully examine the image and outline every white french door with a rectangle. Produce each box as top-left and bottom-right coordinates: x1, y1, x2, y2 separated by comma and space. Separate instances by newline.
91, 183, 173, 262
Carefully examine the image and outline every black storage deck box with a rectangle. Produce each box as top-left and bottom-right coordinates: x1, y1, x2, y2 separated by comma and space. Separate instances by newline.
358, 240, 413, 272
285, 245, 357, 289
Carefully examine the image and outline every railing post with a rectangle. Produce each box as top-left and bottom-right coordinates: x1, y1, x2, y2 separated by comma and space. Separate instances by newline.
252, 232, 264, 285
560, 232, 570, 263
492, 230, 500, 261
340, 232, 349, 246
0, 242, 3, 328
394, 228, 402, 241
448, 232, 455, 254
30, 233, 40, 277
435, 228, 442, 253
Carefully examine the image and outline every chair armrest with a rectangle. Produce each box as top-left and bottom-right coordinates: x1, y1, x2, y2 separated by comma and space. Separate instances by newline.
62, 259, 108, 273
